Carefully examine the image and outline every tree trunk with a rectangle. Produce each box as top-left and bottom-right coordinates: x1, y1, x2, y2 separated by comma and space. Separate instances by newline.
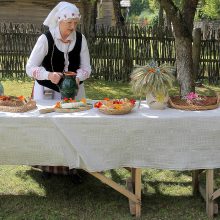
112, 1, 130, 80
175, 37, 195, 96
192, 28, 201, 82
158, 0, 199, 97
81, 0, 98, 43
158, 5, 164, 29
157, 5, 164, 39
112, 0, 125, 26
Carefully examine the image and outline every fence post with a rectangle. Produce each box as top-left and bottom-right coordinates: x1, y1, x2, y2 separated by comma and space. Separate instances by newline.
192, 28, 201, 82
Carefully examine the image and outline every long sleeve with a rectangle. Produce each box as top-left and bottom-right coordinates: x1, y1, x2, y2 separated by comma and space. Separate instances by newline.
76, 34, 91, 81
26, 29, 91, 81
26, 34, 50, 80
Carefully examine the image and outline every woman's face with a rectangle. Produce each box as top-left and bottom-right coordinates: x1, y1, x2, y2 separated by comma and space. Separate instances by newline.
59, 18, 79, 37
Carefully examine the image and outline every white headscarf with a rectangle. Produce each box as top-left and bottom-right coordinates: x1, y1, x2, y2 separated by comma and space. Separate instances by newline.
43, 1, 81, 30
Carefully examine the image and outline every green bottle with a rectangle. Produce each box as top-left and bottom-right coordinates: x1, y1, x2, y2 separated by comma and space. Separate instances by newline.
0, 82, 4, 96
59, 72, 78, 99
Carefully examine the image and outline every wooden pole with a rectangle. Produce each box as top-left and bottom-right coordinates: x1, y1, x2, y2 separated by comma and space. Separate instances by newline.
206, 169, 214, 219
192, 28, 201, 82
192, 170, 199, 195
134, 168, 142, 218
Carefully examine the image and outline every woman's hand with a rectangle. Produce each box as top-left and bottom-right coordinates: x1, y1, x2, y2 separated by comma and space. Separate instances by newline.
48, 72, 63, 84
66, 72, 79, 86
76, 77, 80, 86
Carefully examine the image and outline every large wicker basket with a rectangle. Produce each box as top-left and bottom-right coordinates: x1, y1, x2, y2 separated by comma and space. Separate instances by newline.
0, 100, 37, 113
0, 99, 24, 107
168, 94, 219, 111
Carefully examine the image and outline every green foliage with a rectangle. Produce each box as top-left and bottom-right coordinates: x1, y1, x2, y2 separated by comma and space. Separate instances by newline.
128, 0, 159, 25
150, 14, 159, 26
129, 0, 220, 25
129, 0, 149, 16
200, 0, 220, 19
196, 0, 220, 20
148, 0, 159, 14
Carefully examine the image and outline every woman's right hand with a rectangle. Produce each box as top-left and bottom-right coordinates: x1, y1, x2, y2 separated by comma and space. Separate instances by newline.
48, 72, 63, 84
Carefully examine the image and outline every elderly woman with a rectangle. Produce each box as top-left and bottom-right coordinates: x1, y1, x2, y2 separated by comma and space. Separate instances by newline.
26, 1, 91, 183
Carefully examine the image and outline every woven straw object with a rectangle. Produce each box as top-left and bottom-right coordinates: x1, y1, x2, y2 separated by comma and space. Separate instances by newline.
168, 93, 220, 111
0, 100, 37, 113
0, 99, 24, 107
99, 103, 135, 115
55, 104, 92, 113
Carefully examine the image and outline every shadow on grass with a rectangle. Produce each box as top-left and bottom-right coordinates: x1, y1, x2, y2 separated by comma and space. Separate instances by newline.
0, 167, 213, 220
85, 79, 136, 100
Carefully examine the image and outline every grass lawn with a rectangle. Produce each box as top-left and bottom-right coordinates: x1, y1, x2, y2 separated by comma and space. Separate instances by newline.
0, 79, 220, 220
1, 78, 137, 100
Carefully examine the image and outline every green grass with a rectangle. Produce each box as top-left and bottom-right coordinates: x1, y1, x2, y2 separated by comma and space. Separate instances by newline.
1, 78, 137, 100
1, 79, 220, 219
2, 78, 220, 99
0, 167, 218, 220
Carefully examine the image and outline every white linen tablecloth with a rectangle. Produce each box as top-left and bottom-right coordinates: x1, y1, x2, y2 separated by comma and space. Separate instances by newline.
0, 100, 220, 172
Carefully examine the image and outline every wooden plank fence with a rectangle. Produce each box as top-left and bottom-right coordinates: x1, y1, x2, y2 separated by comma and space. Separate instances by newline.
0, 22, 219, 83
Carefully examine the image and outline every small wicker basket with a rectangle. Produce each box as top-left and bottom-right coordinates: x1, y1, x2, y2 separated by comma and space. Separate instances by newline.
99, 104, 135, 115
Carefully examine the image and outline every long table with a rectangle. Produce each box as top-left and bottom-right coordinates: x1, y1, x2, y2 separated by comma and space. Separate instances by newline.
1, 100, 220, 218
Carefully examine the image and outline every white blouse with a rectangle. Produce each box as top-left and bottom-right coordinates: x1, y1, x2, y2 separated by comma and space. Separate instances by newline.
26, 26, 91, 82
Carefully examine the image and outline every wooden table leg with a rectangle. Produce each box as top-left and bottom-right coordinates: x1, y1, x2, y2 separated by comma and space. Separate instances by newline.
134, 168, 142, 218
88, 169, 142, 218
126, 177, 136, 215
206, 169, 214, 219
192, 170, 199, 194
192, 170, 204, 195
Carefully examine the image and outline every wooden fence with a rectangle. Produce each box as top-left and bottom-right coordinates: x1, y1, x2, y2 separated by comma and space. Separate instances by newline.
0, 22, 219, 83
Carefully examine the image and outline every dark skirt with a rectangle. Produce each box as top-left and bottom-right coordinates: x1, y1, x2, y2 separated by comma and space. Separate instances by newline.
33, 165, 77, 175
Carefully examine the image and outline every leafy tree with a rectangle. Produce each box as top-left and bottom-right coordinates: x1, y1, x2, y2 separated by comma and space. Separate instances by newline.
148, 0, 159, 14
200, 0, 220, 19
129, 0, 149, 16
128, 0, 159, 25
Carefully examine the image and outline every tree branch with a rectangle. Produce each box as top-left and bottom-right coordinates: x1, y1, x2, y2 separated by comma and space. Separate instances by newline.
158, 0, 192, 38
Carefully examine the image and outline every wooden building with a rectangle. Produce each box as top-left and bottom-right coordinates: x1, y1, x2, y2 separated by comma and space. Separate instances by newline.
0, 0, 82, 25
96, 0, 115, 26
0, 0, 130, 26
194, 20, 220, 40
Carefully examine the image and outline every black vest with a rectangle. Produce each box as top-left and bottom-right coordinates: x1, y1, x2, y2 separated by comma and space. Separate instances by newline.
37, 31, 82, 92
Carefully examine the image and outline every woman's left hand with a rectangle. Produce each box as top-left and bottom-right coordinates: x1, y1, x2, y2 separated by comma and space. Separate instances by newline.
76, 77, 80, 86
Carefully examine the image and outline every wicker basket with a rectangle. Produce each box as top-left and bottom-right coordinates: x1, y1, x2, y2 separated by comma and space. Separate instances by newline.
99, 104, 134, 115
0, 99, 24, 107
168, 95, 220, 111
0, 100, 37, 113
